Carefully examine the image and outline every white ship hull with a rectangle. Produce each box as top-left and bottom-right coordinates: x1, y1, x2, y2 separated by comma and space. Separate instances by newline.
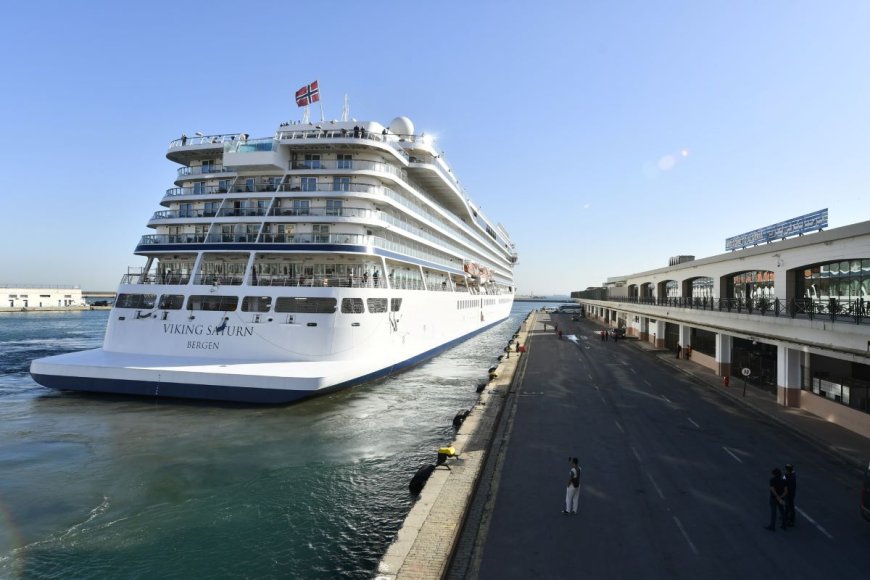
30, 113, 519, 403
32, 287, 514, 403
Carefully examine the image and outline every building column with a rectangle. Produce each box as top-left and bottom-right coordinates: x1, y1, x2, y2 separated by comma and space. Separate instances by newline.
639, 316, 649, 342
654, 320, 666, 349
777, 345, 801, 407
716, 333, 732, 378
679, 324, 692, 357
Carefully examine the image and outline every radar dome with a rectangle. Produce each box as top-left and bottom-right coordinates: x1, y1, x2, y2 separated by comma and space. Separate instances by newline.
389, 116, 414, 136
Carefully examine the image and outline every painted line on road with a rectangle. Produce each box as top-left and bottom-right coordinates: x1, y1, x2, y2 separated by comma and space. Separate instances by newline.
630, 367, 637, 374
631, 446, 642, 462
644, 380, 652, 387
647, 473, 665, 499
661, 395, 671, 404
614, 420, 624, 433
687, 417, 700, 429
587, 373, 593, 381
722, 446, 742, 463
795, 507, 834, 539
672, 516, 699, 555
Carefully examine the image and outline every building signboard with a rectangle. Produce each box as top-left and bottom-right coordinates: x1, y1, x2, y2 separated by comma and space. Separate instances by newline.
726, 209, 828, 251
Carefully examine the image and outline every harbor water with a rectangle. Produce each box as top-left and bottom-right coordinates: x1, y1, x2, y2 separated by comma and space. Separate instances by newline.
0, 302, 558, 579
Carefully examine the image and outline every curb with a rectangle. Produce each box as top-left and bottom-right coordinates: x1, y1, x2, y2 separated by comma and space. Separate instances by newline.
375, 312, 536, 580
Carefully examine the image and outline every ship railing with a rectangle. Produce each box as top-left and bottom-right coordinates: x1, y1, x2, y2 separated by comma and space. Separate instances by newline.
120, 273, 191, 285
164, 185, 227, 198
163, 180, 481, 262
191, 274, 246, 286
370, 236, 459, 270
177, 165, 235, 178
137, 233, 367, 246
215, 207, 270, 218
275, 128, 410, 160
248, 275, 388, 289
277, 181, 377, 194
151, 209, 218, 220
228, 181, 281, 193
267, 206, 374, 219
287, 159, 407, 181
169, 133, 241, 149
135, 233, 459, 270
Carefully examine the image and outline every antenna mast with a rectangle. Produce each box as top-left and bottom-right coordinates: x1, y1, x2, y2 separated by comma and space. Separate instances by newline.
341, 94, 349, 122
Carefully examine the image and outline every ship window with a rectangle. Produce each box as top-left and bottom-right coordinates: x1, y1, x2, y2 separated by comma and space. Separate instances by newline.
367, 298, 387, 313
337, 154, 352, 169
187, 295, 238, 311
313, 224, 330, 243
326, 199, 343, 215
301, 177, 317, 192
341, 298, 365, 314
391, 298, 402, 312
115, 293, 157, 309
304, 154, 321, 169
333, 177, 350, 192
293, 199, 310, 215
158, 294, 185, 310
242, 296, 272, 312
275, 297, 337, 313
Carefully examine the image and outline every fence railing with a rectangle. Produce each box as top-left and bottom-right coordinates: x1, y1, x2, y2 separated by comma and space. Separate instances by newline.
608, 296, 867, 324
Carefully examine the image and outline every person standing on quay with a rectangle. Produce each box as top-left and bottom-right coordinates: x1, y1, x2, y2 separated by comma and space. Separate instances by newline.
563, 457, 581, 515
676, 344, 682, 359
784, 464, 797, 526
766, 467, 788, 531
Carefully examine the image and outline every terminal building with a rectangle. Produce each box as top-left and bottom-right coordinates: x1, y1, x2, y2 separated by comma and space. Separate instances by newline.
572, 213, 870, 438
0, 285, 83, 310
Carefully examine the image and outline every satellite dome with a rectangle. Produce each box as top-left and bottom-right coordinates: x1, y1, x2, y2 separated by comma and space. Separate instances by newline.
389, 116, 414, 136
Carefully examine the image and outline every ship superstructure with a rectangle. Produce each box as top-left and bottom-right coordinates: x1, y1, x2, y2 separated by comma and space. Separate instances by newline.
31, 116, 517, 402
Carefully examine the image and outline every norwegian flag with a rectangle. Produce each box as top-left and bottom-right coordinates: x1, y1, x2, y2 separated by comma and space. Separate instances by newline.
295, 81, 320, 107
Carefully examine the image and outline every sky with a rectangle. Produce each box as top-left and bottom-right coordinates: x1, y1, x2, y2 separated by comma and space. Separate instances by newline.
2, 1, 869, 295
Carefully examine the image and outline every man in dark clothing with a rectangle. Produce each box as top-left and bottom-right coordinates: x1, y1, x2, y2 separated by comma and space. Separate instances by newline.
766, 467, 788, 531
784, 464, 797, 526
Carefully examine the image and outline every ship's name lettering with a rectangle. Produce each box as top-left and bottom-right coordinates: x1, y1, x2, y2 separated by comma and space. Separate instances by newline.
186, 340, 219, 350
163, 323, 254, 337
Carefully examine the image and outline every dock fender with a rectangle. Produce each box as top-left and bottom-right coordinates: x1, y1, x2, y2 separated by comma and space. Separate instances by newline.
409, 464, 436, 495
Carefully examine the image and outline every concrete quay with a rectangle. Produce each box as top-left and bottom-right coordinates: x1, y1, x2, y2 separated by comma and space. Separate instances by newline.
378, 309, 870, 579
375, 311, 537, 580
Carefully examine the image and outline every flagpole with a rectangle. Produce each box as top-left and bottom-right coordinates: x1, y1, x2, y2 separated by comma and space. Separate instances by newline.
319, 100, 324, 122
302, 106, 310, 124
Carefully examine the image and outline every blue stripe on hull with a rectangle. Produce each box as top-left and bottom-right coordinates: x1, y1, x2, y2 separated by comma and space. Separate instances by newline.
30, 316, 509, 404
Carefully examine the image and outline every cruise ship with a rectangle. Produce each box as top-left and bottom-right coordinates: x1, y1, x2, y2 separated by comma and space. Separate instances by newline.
30, 115, 517, 403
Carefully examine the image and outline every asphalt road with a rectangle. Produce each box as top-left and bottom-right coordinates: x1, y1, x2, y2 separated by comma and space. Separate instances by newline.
473, 313, 870, 579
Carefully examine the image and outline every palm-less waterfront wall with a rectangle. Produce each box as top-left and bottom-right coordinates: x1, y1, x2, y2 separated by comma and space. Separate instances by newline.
0, 285, 84, 311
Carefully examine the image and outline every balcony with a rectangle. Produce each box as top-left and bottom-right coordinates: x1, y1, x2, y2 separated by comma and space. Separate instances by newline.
177, 165, 234, 178
150, 209, 217, 220
137, 233, 367, 246
168, 133, 242, 149
215, 207, 269, 218
268, 206, 374, 219
275, 127, 409, 161
287, 159, 407, 182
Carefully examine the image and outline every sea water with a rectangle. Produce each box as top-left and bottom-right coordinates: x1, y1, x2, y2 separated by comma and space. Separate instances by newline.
0, 302, 555, 579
